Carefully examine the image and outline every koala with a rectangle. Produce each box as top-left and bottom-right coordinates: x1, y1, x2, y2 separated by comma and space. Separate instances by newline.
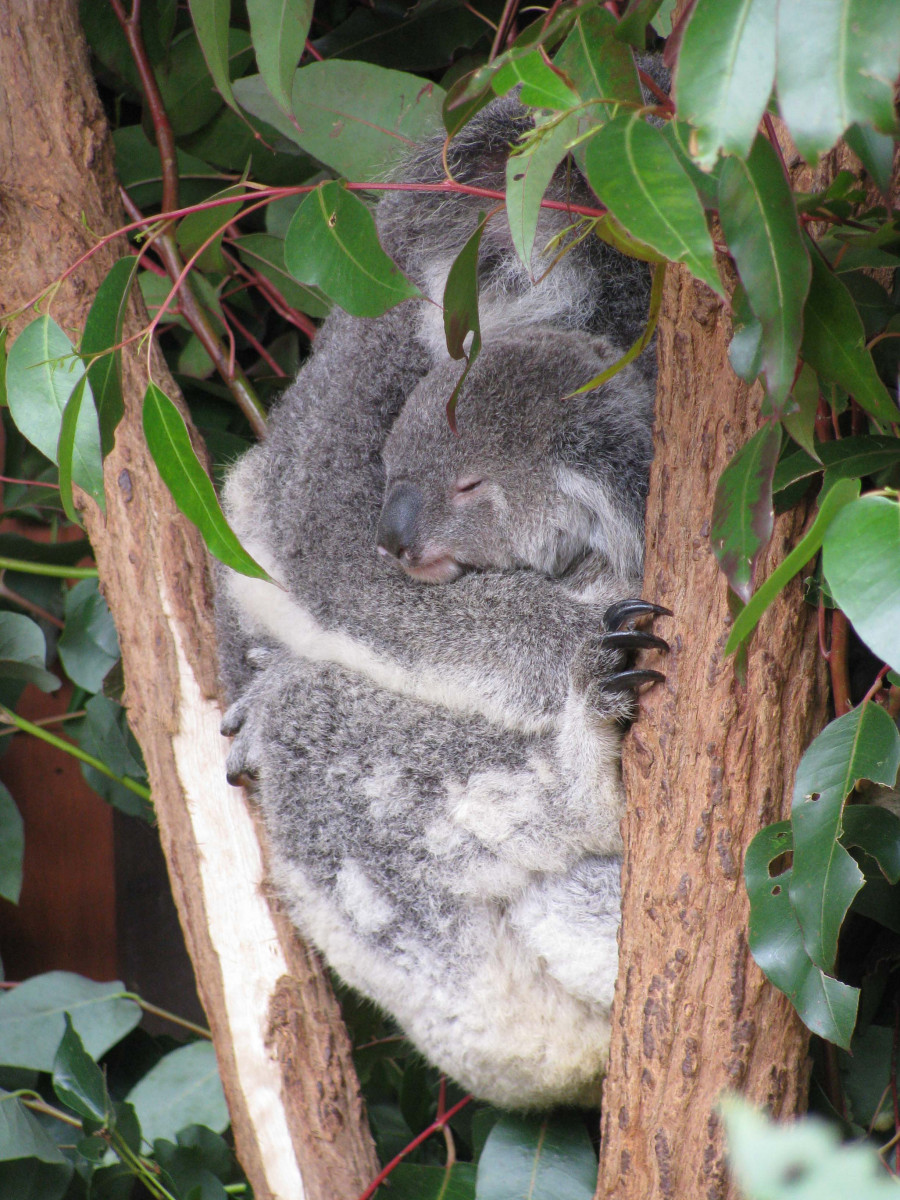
217, 94, 667, 1107
217, 94, 655, 735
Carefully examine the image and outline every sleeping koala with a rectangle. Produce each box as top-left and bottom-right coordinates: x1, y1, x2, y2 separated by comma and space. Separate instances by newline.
221, 333, 667, 1107
217, 93, 667, 1106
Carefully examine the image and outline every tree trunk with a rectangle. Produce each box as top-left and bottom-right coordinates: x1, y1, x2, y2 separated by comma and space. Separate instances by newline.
0, 5, 379, 1197
595, 264, 828, 1199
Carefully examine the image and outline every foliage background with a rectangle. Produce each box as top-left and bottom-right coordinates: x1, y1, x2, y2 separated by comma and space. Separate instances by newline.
1, 0, 900, 1197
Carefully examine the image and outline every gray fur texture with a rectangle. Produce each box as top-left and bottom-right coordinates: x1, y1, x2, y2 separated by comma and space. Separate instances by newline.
217, 96, 658, 1107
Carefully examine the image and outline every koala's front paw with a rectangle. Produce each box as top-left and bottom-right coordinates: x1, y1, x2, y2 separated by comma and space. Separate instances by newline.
573, 600, 671, 720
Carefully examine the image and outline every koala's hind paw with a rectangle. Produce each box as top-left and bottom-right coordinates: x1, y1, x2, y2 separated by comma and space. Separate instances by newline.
221, 696, 263, 787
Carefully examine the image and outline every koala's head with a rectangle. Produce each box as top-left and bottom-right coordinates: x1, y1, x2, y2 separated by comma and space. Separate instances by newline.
377, 330, 654, 585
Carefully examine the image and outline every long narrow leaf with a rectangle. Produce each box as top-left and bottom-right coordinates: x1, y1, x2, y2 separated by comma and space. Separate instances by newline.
142, 383, 268, 579
247, 0, 312, 112
724, 476, 859, 654
711, 423, 781, 601
188, 0, 238, 111
81, 256, 138, 457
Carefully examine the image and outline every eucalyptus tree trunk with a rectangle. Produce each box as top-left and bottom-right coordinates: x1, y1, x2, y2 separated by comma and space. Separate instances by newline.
0, 5, 378, 1198
595, 265, 830, 1194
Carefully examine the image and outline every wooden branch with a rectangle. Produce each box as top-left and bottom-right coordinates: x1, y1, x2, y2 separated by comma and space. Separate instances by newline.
0, 4, 379, 1196
595, 268, 826, 1200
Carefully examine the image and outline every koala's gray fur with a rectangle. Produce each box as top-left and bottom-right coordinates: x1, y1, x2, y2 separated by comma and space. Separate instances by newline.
217, 94, 660, 1108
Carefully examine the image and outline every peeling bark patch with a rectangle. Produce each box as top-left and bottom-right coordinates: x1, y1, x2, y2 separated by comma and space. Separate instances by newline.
716, 829, 738, 879
654, 1130, 674, 1199
117, 468, 133, 501
681, 1037, 699, 1078
730, 933, 747, 1015
642, 976, 671, 1059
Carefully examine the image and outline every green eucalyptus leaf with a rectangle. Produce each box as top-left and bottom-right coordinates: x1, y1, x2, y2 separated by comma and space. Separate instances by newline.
724, 477, 860, 655
176, 186, 245, 272
822, 495, 900, 672
554, 7, 642, 113
157, 28, 252, 138
247, 0, 311, 112
126, 1041, 228, 1144
57, 579, 120, 694
722, 1097, 899, 1200
71, 695, 151, 821
745, 822, 858, 1048
188, 0, 237, 110
782, 363, 820, 460
443, 215, 484, 362
284, 182, 421, 316
492, 49, 579, 109
718, 135, 810, 410
381, 1162, 476, 1200
506, 113, 581, 269
615, 0, 665, 48
233, 233, 331, 318
582, 112, 723, 296
56, 375, 89, 524
0, 327, 7, 407
0, 972, 140, 1072
727, 284, 763, 383
791, 703, 900, 971
81, 257, 138, 457
0, 612, 60, 693
817, 435, 900, 481
476, 1113, 597, 1200
0, 784, 23, 905
234, 62, 443, 179
838, 1024, 895, 1131
0, 1088, 73, 1198
52, 1015, 108, 1123
142, 383, 268, 580
6, 317, 104, 506
844, 123, 896, 196
659, 121, 721, 209
842, 806, 900, 883
711, 424, 781, 602
676, 0, 777, 168
772, 448, 820, 498
776, 0, 900, 164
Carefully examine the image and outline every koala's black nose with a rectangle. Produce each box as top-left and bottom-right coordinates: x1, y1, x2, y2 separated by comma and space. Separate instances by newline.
377, 481, 423, 561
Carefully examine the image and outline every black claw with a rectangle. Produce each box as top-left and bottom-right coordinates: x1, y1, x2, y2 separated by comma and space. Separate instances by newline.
602, 630, 670, 653
604, 668, 666, 693
603, 599, 673, 631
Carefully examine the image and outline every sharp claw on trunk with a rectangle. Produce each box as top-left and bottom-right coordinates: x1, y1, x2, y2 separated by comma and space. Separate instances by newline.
603, 599, 673, 630
602, 630, 670, 653
604, 668, 666, 693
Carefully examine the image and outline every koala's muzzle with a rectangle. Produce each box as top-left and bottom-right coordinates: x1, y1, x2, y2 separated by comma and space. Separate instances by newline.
377, 481, 423, 563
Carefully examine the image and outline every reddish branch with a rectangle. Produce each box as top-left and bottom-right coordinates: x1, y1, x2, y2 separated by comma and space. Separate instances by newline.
356, 1094, 472, 1200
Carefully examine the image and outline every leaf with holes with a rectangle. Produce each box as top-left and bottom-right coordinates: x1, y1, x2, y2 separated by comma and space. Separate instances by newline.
582, 112, 722, 295
790, 703, 900, 973
143, 383, 268, 579
284, 182, 421, 317
745, 822, 858, 1048
676, 0, 776, 168
711, 423, 781, 602
776, 0, 900, 164
842, 806, 900, 884
718, 135, 810, 410
822, 495, 900, 673
476, 1113, 597, 1200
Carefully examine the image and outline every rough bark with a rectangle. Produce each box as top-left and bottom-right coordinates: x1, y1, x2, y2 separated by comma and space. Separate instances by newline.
595, 265, 829, 1199
0, 5, 379, 1198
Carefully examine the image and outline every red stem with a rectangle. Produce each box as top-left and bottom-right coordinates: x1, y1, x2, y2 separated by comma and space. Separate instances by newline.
221, 302, 288, 377
356, 1095, 472, 1200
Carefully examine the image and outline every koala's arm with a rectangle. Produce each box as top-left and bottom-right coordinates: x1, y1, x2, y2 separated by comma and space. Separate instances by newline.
223, 649, 626, 901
